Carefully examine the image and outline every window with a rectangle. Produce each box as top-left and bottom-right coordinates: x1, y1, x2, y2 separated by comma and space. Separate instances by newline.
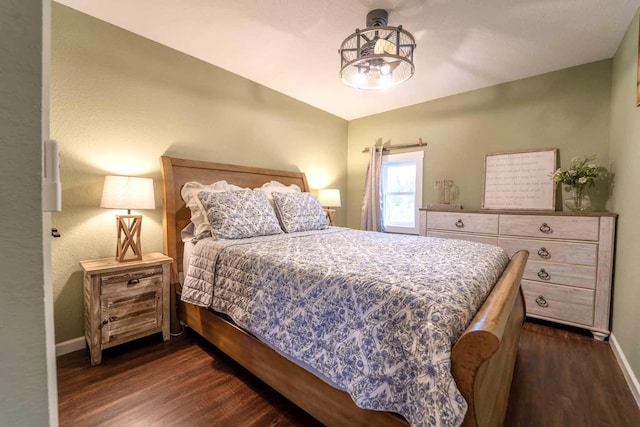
381, 151, 423, 234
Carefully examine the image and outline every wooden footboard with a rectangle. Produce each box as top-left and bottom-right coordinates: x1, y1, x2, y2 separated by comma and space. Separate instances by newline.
452, 250, 528, 427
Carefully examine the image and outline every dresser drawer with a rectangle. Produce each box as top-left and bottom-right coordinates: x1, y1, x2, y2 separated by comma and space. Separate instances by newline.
427, 230, 498, 246
499, 237, 597, 266
426, 212, 498, 234
524, 260, 596, 289
522, 280, 594, 326
499, 215, 599, 241
101, 266, 164, 295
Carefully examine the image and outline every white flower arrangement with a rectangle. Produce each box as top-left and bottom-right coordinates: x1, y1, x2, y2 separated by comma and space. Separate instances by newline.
551, 155, 605, 190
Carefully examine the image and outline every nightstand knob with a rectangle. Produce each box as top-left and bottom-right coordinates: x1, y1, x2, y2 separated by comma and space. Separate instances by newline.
127, 278, 140, 286
455, 219, 464, 228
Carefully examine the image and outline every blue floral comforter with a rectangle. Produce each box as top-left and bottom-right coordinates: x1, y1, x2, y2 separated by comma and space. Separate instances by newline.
182, 228, 509, 427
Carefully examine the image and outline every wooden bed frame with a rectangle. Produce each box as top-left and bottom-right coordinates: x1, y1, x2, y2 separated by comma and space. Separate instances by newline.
160, 155, 528, 427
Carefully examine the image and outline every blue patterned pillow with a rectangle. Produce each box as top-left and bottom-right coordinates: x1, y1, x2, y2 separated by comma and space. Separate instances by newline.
198, 190, 282, 239
272, 192, 328, 233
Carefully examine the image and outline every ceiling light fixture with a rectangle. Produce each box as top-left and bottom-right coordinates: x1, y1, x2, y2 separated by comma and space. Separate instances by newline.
338, 9, 416, 90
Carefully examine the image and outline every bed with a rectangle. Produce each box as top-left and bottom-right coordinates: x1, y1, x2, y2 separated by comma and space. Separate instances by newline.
160, 156, 528, 427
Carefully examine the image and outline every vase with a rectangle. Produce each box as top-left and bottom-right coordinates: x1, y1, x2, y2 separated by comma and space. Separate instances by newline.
564, 185, 590, 212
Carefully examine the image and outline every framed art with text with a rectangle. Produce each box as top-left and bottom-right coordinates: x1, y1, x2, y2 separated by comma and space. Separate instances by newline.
482, 148, 557, 211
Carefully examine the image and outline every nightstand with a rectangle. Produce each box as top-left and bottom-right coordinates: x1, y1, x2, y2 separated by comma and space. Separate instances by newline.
80, 252, 173, 365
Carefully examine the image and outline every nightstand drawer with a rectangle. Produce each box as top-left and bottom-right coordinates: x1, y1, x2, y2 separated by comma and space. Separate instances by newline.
499, 237, 597, 266
524, 260, 596, 289
426, 211, 498, 234
427, 230, 498, 246
101, 267, 164, 295
499, 215, 599, 241
101, 290, 162, 344
522, 280, 594, 326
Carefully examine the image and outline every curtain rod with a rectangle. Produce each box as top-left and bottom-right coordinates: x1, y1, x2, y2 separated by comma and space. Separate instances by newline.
362, 138, 427, 153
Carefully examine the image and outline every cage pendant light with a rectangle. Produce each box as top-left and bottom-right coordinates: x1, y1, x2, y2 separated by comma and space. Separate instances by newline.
339, 9, 416, 89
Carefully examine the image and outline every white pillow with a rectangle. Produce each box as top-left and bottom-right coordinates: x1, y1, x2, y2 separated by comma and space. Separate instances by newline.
181, 180, 245, 240
254, 180, 301, 201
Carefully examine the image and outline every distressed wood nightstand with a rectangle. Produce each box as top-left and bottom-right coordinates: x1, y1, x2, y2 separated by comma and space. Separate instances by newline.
81, 253, 173, 365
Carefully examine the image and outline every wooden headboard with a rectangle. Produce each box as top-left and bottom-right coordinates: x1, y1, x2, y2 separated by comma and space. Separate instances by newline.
160, 156, 310, 284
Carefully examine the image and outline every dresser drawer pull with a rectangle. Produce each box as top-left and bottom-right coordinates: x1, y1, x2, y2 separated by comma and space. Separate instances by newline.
127, 278, 140, 286
537, 247, 551, 259
537, 269, 551, 281
455, 219, 464, 228
539, 223, 552, 234
535, 295, 549, 308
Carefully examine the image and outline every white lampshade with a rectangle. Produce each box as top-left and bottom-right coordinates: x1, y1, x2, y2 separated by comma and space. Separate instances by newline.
100, 176, 156, 210
318, 189, 341, 208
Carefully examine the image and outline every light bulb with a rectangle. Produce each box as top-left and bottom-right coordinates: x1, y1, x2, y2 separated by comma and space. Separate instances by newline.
353, 71, 366, 87
380, 63, 391, 75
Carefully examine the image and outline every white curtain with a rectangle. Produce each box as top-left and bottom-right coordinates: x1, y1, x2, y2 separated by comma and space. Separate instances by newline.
360, 146, 384, 231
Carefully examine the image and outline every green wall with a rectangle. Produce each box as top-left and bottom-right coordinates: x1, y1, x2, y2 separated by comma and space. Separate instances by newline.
50, 4, 348, 342
346, 61, 612, 228
610, 9, 640, 388
0, 1, 56, 425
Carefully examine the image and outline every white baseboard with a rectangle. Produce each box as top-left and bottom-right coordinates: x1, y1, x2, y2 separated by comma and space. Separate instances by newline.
55, 336, 85, 357
610, 333, 640, 409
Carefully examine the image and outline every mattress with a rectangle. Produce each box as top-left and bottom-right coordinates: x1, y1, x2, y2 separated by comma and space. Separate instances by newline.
182, 228, 509, 427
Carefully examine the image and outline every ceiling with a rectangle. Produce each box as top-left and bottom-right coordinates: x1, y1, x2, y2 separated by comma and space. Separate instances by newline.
56, 0, 640, 120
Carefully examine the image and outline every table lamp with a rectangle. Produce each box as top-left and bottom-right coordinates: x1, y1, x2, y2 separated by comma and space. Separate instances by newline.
317, 189, 341, 226
100, 175, 155, 262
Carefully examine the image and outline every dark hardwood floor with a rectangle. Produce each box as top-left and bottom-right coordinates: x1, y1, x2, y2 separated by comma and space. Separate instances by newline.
505, 321, 640, 427
57, 321, 640, 426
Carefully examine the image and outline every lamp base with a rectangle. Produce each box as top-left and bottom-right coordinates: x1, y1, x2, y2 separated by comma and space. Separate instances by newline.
324, 208, 336, 226
115, 214, 143, 262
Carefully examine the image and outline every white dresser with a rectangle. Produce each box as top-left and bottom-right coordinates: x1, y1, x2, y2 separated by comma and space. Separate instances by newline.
420, 209, 617, 340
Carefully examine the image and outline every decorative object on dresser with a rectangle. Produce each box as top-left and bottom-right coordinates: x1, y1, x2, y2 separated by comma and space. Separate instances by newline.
101, 175, 156, 262
483, 149, 557, 211
317, 188, 341, 226
81, 253, 172, 365
434, 179, 459, 205
550, 155, 607, 212
420, 208, 616, 340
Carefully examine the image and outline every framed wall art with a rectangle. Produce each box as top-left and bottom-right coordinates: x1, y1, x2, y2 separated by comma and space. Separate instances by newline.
482, 148, 557, 211
637, 18, 640, 106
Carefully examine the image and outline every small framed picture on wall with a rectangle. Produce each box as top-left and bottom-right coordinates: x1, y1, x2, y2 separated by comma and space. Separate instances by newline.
637, 18, 640, 106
